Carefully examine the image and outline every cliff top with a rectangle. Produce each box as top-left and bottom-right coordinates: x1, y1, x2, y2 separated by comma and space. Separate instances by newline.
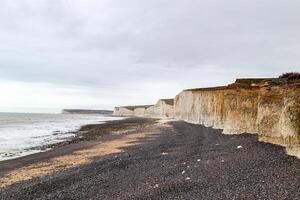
160, 99, 174, 105
234, 78, 287, 85
184, 86, 227, 92
123, 105, 154, 111
184, 77, 300, 92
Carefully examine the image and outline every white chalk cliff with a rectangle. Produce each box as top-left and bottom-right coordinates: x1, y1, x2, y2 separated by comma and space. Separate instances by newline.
114, 79, 300, 158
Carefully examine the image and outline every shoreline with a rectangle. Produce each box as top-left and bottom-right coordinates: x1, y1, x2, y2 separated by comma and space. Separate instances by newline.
0, 118, 158, 177
0, 114, 123, 162
0, 118, 299, 199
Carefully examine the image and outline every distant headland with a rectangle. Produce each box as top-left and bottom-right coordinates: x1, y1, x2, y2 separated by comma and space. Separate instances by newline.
62, 109, 113, 115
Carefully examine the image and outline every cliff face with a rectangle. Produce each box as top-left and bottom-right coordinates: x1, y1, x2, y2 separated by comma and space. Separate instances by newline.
174, 87, 259, 134
158, 99, 174, 118
133, 107, 148, 117
145, 99, 174, 118
114, 99, 174, 119
113, 78, 300, 158
113, 105, 153, 117
174, 83, 300, 157
113, 107, 134, 116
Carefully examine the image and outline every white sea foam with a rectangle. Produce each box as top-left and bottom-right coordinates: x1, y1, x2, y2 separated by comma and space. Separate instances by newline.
0, 113, 123, 161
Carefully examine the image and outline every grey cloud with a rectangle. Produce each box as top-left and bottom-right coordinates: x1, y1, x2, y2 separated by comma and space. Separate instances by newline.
0, 0, 299, 109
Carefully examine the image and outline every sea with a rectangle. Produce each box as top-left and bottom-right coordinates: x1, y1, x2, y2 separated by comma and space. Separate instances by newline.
0, 113, 122, 161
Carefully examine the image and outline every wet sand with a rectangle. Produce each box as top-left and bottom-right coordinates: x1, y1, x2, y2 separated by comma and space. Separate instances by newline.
0, 118, 299, 199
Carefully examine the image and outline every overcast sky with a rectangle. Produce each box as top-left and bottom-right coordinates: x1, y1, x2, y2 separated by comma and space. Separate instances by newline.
0, 0, 299, 113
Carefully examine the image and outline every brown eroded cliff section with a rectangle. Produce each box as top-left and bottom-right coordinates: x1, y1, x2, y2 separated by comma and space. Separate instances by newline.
114, 78, 300, 158
175, 79, 300, 158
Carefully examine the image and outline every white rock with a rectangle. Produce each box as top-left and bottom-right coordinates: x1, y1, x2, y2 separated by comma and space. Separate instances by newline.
186, 177, 191, 180
197, 159, 201, 162
237, 145, 243, 149
182, 170, 186, 174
